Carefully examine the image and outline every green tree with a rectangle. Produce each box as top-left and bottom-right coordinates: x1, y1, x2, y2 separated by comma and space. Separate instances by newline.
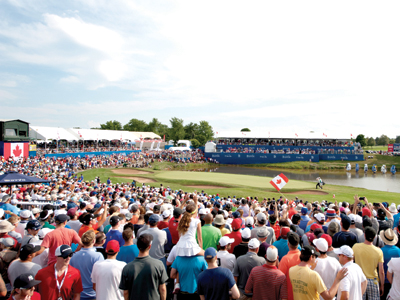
377, 134, 390, 145
196, 121, 214, 145
389, 138, 395, 144
100, 120, 122, 130
190, 139, 200, 148
169, 117, 185, 144
184, 122, 199, 140
123, 119, 148, 132
241, 128, 251, 132
367, 137, 375, 147
355, 134, 366, 147
396, 136, 400, 143
145, 118, 162, 134
157, 124, 170, 141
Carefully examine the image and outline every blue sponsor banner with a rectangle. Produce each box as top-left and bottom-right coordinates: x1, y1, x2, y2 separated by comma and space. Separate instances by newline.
215, 145, 354, 152
44, 150, 141, 159
319, 154, 364, 161
205, 153, 319, 164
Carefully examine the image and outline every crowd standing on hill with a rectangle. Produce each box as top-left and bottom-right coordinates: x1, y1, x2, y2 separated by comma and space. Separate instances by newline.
1, 155, 400, 299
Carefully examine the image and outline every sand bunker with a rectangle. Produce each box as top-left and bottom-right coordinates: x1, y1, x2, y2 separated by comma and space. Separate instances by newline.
112, 169, 151, 175
273, 190, 328, 195
116, 176, 156, 183
185, 185, 227, 189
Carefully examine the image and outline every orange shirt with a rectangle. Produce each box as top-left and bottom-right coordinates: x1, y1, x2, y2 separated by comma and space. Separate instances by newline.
130, 215, 139, 225
278, 249, 301, 300
78, 223, 99, 238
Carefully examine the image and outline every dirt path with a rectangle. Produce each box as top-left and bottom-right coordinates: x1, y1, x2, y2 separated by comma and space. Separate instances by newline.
111, 169, 152, 175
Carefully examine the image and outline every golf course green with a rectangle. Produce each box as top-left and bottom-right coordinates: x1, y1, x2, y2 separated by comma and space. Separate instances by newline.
77, 167, 400, 204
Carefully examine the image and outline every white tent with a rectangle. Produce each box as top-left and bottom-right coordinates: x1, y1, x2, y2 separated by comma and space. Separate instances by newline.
30, 126, 79, 141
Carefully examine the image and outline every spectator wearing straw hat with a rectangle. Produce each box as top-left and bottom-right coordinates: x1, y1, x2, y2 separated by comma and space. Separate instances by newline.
380, 228, 400, 299
245, 245, 288, 300
214, 214, 230, 236
334, 245, 367, 300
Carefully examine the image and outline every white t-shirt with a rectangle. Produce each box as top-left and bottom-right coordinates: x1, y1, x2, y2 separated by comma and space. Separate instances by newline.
91, 259, 127, 300
388, 257, 400, 299
314, 256, 342, 300
337, 261, 366, 300
217, 250, 236, 273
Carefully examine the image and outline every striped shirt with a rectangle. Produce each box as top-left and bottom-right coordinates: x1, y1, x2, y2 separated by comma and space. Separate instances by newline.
245, 264, 288, 300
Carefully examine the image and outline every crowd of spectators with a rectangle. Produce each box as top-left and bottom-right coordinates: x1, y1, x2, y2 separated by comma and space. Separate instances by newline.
1, 164, 400, 300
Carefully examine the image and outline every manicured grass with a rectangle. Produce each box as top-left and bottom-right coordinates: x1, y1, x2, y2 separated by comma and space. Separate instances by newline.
77, 167, 400, 204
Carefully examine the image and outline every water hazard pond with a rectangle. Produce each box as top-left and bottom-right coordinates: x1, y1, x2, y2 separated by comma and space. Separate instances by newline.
189, 166, 400, 193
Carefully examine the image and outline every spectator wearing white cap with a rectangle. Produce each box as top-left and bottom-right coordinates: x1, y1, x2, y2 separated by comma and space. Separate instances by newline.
233, 228, 251, 259
245, 245, 288, 300
312, 238, 342, 300
15, 210, 31, 238
334, 245, 367, 300
233, 238, 265, 299
217, 236, 237, 273
157, 209, 171, 230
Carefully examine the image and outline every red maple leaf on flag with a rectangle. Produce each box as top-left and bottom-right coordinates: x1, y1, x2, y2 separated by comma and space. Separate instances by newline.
276, 179, 281, 184
13, 145, 22, 157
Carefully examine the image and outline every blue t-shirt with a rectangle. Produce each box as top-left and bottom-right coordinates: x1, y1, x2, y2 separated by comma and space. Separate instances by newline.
273, 238, 302, 261
393, 213, 400, 229
104, 229, 125, 248
70, 247, 104, 298
382, 245, 400, 283
0, 203, 20, 219
172, 256, 208, 294
197, 267, 236, 300
116, 245, 139, 264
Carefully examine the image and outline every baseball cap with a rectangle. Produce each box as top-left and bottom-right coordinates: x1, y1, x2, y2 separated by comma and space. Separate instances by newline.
256, 212, 267, 223
248, 238, 261, 249
55, 245, 74, 258
245, 217, 254, 226
301, 207, 308, 215
20, 210, 31, 219
256, 227, 270, 239
219, 236, 235, 247
20, 244, 42, 258
313, 238, 328, 252
341, 215, 351, 228
13, 273, 41, 289
232, 211, 240, 218
26, 220, 41, 231
82, 214, 97, 225
162, 210, 171, 219
310, 223, 322, 231
204, 247, 217, 259
149, 214, 160, 224
173, 208, 183, 218
327, 222, 340, 236
231, 219, 242, 231
106, 240, 120, 254
67, 207, 78, 217
362, 207, 372, 217
315, 213, 325, 222
334, 245, 354, 258
280, 227, 290, 238
0, 237, 15, 247
301, 245, 319, 257
110, 216, 121, 226
266, 245, 278, 261
241, 228, 251, 239
55, 214, 70, 223
320, 234, 332, 247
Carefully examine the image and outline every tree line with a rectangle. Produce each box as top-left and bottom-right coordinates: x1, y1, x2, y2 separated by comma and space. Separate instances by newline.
355, 134, 400, 147
95, 118, 214, 147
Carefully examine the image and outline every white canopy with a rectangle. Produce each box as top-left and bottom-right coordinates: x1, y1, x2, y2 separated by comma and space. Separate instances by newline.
30, 126, 158, 142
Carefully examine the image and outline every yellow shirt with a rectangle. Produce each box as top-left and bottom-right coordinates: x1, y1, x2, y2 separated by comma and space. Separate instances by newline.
352, 243, 384, 279
289, 265, 327, 300
220, 227, 231, 236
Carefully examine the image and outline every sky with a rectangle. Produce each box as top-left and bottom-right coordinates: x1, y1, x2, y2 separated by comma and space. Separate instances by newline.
1, 0, 400, 139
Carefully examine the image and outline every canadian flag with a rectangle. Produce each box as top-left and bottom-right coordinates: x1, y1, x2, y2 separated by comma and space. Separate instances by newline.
270, 173, 289, 191
323, 133, 327, 137
3, 143, 29, 159
295, 133, 298, 137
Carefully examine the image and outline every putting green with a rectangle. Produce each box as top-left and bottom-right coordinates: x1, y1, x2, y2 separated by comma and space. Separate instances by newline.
154, 171, 314, 190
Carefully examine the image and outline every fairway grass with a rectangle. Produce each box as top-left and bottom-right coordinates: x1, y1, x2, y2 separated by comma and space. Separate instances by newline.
77, 167, 400, 204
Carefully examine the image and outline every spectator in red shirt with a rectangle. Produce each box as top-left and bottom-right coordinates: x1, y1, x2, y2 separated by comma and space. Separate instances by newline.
225, 219, 243, 254
269, 215, 280, 239
168, 208, 183, 245
157, 210, 171, 230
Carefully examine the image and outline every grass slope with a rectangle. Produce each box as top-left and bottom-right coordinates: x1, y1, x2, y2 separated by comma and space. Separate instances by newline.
77, 167, 400, 204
